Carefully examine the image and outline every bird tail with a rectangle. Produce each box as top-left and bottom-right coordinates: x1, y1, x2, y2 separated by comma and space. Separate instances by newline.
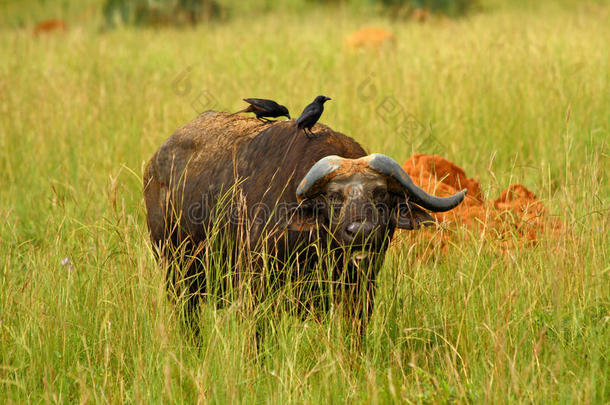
279, 125, 301, 166
229, 107, 250, 116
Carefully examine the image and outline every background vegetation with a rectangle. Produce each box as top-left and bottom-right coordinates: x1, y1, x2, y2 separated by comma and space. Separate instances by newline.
99, 0, 477, 27
0, 0, 608, 402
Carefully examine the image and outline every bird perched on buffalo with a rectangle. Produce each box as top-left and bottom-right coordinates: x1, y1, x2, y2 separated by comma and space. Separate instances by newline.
231, 98, 291, 123
296, 95, 331, 138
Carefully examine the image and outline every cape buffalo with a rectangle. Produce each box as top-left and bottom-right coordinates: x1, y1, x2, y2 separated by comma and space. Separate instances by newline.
143, 111, 466, 334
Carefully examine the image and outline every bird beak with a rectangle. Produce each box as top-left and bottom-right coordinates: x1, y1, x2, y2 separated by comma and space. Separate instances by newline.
325, 97, 332, 101
286, 114, 291, 119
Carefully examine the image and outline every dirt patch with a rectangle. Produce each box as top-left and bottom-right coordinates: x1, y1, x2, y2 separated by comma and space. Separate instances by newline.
345, 27, 395, 49
34, 19, 67, 35
400, 154, 562, 251
403, 154, 483, 201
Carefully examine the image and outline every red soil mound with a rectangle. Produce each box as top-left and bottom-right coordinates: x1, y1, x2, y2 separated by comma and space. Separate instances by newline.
403, 154, 483, 201
400, 154, 562, 251
33, 19, 67, 36
345, 27, 395, 49
494, 184, 545, 217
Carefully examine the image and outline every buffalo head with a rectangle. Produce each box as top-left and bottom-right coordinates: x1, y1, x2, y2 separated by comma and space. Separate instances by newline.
289, 154, 467, 264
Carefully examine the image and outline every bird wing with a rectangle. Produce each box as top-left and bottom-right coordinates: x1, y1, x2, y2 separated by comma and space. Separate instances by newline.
243, 98, 278, 111
296, 104, 319, 125
241, 99, 267, 114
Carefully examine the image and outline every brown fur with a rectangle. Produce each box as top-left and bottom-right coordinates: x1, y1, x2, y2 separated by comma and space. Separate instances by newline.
144, 110, 366, 250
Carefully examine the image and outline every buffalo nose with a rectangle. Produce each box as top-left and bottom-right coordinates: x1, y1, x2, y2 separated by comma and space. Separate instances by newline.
345, 222, 374, 240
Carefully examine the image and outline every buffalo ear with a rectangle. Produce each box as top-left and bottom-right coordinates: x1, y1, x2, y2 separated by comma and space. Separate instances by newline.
396, 202, 435, 230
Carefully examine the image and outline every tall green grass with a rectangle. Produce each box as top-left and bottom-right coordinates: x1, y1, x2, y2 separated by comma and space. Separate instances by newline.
0, 1, 608, 402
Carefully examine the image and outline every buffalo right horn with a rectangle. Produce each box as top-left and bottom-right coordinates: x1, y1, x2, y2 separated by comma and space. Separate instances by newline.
368, 153, 466, 212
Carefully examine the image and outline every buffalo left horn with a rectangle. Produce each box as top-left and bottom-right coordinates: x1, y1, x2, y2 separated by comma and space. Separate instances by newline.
296, 155, 344, 199
296, 153, 467, 212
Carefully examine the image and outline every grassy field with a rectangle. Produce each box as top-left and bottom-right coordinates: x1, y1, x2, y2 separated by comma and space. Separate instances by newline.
1, 0, 608, 403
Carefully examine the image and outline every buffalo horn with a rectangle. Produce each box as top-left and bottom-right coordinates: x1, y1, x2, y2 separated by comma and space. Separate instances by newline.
368, 153, 466, 212
297, 153, 467, 213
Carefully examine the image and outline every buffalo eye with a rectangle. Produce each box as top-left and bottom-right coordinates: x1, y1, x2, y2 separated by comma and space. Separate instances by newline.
372, 186, 388, 201
372, 186, 389, 210
373, 187, 388, 204
326, 191, 343, 203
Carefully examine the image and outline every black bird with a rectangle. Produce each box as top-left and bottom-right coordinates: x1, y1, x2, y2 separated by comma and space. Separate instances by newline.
296, 95, 331, 138
231, 98, 290, 123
